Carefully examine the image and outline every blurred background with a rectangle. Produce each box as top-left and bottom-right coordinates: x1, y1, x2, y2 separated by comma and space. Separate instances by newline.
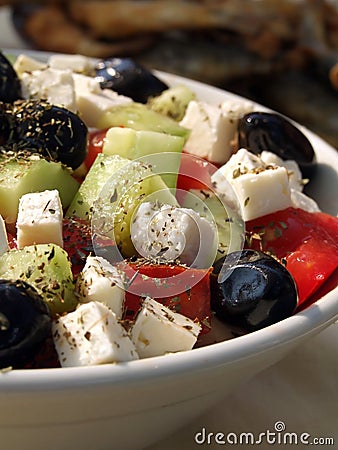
1, 0, 338, 148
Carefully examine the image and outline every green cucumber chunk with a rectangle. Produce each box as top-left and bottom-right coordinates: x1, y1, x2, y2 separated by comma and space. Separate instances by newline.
67, 153, 178, 257
96, 103, 190, 141
147, 85, 196, 121
0, 156, 79, 225
66, 154, 129, 221
0, 244, 77, 316
102, 127, 184, 188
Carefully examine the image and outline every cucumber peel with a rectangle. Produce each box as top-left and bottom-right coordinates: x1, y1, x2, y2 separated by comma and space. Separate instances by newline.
67, 153, 178, 257
96, 103, 190, 141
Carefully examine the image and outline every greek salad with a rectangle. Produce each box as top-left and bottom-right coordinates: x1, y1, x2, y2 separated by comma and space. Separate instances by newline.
0, 51, 337, 370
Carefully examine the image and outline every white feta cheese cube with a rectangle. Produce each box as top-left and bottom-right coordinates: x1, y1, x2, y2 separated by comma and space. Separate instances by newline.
101, 89, 132, 102
0, 215, 9, 256
20, 68, 77, 112
212, 148, 293, 221
131, 297, 201, 358
75, 91, 132, 128
53, 301, 139, 367
72, 73, 132, 126
260, 150, 304, 192
211, 148, 262, 212
72, 73, 103, 95
48, 54, 95, 74
131, 202, 217, 268
230, 166, 292, 221
16, 189, 63, 249
73, 73, 132, 128
13, 54, 47, 76
256, 152, 319, 212
179, 99, 253, 164
76, 256, 125, 317
215, 147, 263, 180
220, 97, 254, 146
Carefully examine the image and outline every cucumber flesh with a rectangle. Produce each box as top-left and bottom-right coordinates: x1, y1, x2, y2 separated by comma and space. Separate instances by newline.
0, 156, 79, 225
102, 127, 184, 188
148, 85, 196, 121
0, 244, 77, 316
66, 154, 130, 221
67, 153, 178, 257
103, 127, 184, 159
96, 103, 190, 141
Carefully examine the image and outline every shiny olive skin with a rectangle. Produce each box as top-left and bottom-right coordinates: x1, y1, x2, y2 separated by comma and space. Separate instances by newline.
95, 57, 168, 103
237, 112, 316, 177
0, 279, 52, 369
210, 250, 298, 332
8, 100, 88, 169
0, 52, 21, 103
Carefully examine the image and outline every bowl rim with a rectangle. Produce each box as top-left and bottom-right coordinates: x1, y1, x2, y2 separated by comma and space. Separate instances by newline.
2, 286, 337, 390
0, 48, 337, 390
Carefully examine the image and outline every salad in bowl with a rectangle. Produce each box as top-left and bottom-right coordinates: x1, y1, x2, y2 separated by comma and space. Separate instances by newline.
0, 49, 337, 370
0, 49, 337, 450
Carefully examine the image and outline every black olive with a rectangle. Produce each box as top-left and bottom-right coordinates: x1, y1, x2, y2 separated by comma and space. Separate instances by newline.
237, 112, 316, 177
210, 250, 298, 332
0, 279, 52, 369
9, 100, 88, 169
0, 102, 13, 145
0, 52, 21, 103
95, 57, 168, 103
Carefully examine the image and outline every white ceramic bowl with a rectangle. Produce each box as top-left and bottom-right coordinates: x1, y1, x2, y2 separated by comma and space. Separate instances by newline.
0, 51, 337, 450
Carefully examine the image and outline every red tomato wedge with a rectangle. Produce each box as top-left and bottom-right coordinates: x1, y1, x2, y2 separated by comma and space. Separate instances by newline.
122, 262, 212, 333
287, 237, 338, 306
302, 267, 338, 310
246, 207, 338, 306
177, 152, 216, 191
85, 129, 107, 170
176, 152, 218, 204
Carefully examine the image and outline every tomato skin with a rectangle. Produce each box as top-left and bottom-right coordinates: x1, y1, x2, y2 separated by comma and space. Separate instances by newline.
300, 267, 338, 311
177, 152, 215, 190
84, 129, 107, 170
312, 210, 338, 241
287, 237, 338, 306
246, 207, 338, 305
176, 152, 217, 204
123, 262, 212, 333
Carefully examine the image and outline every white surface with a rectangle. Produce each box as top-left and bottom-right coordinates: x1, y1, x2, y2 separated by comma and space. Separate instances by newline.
0, 7, 337, 450
148, 323, 338, 450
